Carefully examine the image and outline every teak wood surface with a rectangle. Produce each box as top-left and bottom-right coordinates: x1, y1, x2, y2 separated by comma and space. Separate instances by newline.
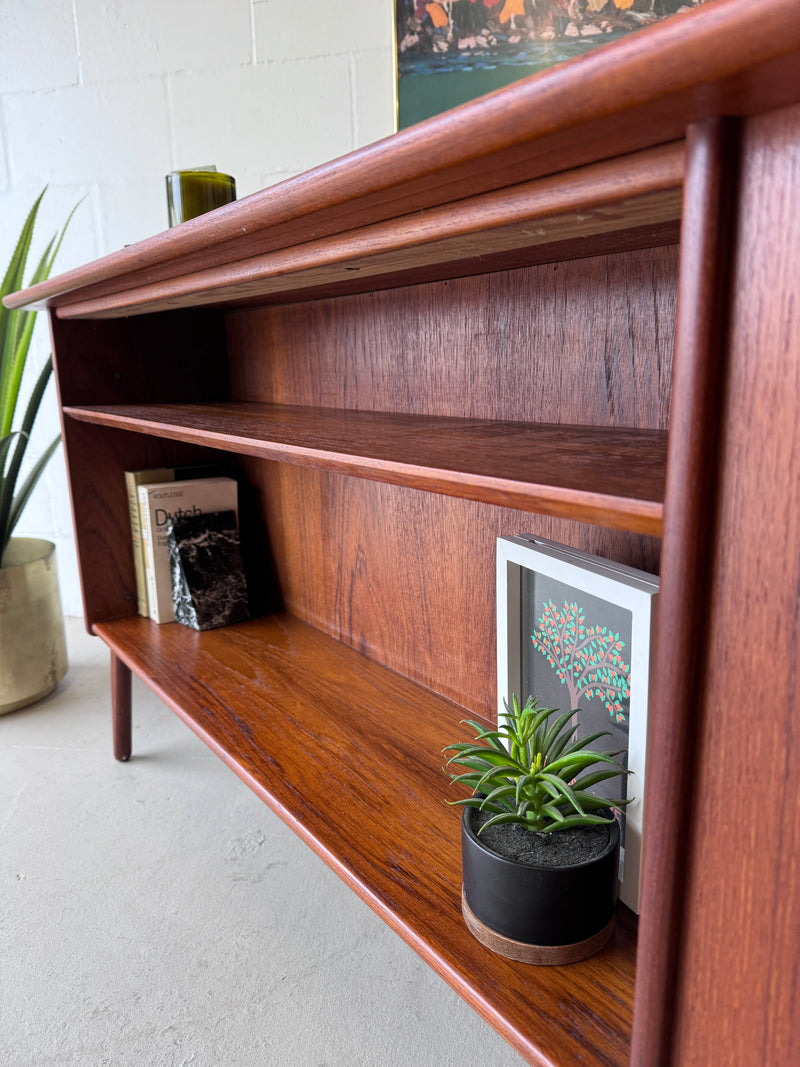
50, 247, 671, 721
45, 147, 683, 320
665, 103, 800, 1067
8, 3, 800, 1064
632, 118, 740, 1065
94, 613, 637, 1067
63, 402, 667, 534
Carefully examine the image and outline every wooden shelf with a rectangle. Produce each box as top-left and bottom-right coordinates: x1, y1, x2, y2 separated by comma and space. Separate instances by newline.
93, 612, 636, 1067
10, 5, 799, 1062
64, 402, 666, 534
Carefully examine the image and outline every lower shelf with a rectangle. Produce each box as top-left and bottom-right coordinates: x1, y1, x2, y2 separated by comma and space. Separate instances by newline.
93, 613, 636, 1067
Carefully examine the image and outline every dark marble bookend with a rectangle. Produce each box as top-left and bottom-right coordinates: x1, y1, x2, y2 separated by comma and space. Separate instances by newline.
166, 510, 250, 631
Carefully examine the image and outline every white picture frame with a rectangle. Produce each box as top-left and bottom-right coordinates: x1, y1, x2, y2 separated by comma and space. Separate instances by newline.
496, 534, 659, 914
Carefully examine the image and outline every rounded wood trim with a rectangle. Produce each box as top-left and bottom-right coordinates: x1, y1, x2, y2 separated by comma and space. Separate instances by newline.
461, 888, 615, 966
50, 147, 682, 320
6, 0, 798, 316
631, 117, 742, 1066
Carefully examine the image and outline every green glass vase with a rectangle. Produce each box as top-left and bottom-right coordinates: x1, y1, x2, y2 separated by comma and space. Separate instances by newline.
166, 169, 236, 226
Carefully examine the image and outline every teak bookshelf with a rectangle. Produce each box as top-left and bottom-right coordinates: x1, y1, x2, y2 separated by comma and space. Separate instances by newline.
9, 2, 799, 1063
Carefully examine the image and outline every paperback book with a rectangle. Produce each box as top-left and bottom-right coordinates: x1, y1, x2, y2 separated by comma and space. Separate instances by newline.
137, 476, 239, 624
124, 464, 219, 616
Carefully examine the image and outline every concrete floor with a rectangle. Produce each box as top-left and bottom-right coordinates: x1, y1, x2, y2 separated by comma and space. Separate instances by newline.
1, 617, 528, 1067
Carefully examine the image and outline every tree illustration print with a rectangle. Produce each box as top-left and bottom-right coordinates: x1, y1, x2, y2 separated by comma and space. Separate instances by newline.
530, 599, 631, 725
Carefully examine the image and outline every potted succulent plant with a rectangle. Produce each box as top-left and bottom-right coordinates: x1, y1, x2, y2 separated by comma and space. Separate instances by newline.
444, 694, 630, 965
0, 190, 77, 714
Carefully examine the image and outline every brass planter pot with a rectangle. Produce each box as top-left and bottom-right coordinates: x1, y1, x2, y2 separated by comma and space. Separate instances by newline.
0, 538, 68, 715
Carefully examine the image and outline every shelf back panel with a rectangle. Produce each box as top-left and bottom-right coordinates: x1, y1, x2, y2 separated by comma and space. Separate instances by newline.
226, 247, 677, 429
225, 249, 674, 716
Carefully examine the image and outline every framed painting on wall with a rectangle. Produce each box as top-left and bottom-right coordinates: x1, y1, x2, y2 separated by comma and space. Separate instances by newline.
496, 533, 659, 913
395, 1, 712, 129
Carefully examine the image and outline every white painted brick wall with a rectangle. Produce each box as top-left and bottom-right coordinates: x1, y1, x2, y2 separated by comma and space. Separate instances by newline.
0, 0, 79, 93
74, 0, 255, 82
168, 57, 355, 187
6, 80, 174, 185
0, 0, 396, 615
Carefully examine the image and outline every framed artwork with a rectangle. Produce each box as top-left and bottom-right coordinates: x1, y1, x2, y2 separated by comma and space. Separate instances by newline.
395, 1, 712, 129
496, 533, 658, 913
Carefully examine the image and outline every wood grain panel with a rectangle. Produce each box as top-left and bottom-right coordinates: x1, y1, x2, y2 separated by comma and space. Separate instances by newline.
245, 463, 660, 720
50, 310, 229, 408
669, 103, 800, 1067
226, 247, 677, 430
93, 612, 637, 1067
62, 402, 666, 533
219, 250, 672, 717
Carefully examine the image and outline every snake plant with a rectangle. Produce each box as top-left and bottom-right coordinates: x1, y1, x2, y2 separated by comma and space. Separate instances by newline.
0, 190, 78, 563
444, 694, 630, 834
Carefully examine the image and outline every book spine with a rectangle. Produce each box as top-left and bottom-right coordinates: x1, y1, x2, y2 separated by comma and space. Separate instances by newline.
138, 477, 238, 625
125, 465, 219, 616
125, 472, 149, 616
137, 486, 160, 623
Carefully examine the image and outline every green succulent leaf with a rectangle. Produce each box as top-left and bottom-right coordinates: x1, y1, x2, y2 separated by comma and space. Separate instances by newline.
445, 744, 517, 768
481, 783, 517, 806
459, 719, 511, 750
447, 797, 508, 816
573, 767, 630, 791
443, 693, 629, 835
474, 763, 513, 794
6, 434, 60, 538
539, 709, 578, 758
537, 812, 617, 834
557, 731, 622, 766
477, 811, 527, 833
573, 792, 629, 811
0, 431, 19, 469
540, 803, 567, 826
545, 749, 622, 776
445, 770, 488, 789
538, 772, 586, 814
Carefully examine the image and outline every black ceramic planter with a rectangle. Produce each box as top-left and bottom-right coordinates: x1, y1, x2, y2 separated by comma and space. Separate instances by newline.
461, 807, 620, 965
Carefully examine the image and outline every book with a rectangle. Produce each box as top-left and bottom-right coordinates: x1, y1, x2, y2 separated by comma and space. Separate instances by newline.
124, 464, 219, 616
137, 476, 239, 624
166, 510, 249, 631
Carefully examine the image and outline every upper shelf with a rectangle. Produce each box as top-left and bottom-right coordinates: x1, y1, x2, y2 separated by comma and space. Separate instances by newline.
63, 402, 666, 534
6, 0, 800, 319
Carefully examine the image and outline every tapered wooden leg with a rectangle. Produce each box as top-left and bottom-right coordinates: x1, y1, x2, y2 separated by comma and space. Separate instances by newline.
111, 652, 132, 761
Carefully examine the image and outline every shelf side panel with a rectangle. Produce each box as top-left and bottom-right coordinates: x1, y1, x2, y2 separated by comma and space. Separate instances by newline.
668, 103, 800, 1067
50, 312, 231, 626
632, 115, 742, 1067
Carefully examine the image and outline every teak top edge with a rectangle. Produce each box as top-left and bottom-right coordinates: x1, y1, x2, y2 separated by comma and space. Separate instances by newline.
6, 0, 799, 315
